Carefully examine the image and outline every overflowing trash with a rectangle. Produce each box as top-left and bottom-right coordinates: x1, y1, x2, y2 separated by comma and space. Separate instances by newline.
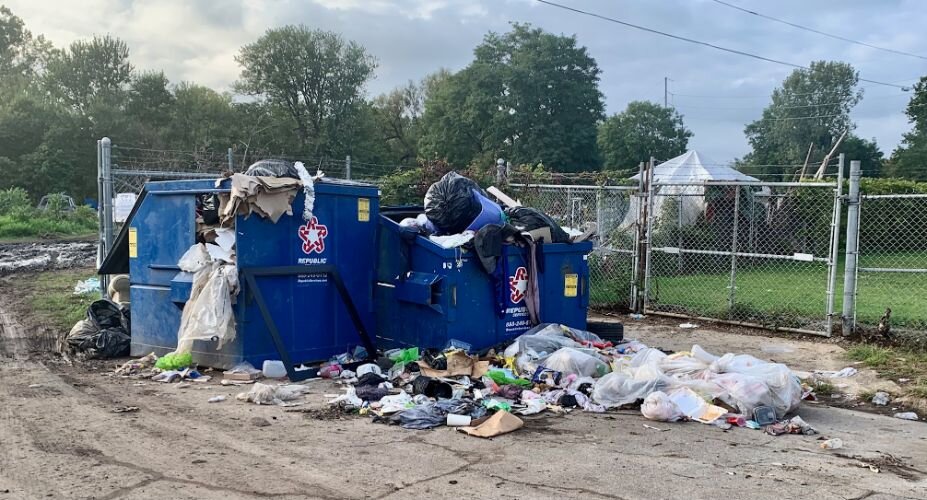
62, 299, 131, 359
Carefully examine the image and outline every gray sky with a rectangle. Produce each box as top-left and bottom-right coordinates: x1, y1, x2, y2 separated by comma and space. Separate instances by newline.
7, 0, 925, 163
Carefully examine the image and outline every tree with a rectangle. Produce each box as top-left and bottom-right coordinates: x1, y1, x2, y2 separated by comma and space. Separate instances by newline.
889, 76, 927, 180
372, 77, 433, 164
127, 71, 174, 138
235, 26, 377, 156
0, 6, 51, 90
168, 83, 237, 152
44, 35, 133, 114
838, 135, 883, 178
419, 23, 604, 171
597, 101, 692, 170
743, 61, 861, 179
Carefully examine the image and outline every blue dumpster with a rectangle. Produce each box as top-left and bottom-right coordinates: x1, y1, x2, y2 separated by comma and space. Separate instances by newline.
124, 177, 379, 375
376, 208, 591, 350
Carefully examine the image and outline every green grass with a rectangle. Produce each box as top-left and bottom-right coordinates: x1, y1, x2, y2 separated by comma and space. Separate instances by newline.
29, 270, 100, 332
0, 210, 97, 240
590, 252, 927, 331
847, 345, 892, 367
845, 345, 927, 403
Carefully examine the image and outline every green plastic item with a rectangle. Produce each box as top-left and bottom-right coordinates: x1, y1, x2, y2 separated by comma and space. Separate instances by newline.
155, 352, 192, 370
486, 369, 532, 388
389, 347, 420, 364
483, 399, 512, 412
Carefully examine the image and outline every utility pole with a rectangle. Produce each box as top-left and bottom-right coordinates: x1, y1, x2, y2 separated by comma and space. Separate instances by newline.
664, 77, 668, 107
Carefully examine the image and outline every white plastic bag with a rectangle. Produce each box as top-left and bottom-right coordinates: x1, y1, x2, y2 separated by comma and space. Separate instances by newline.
641, 391, 683, 422
709, 353, 802, 418
540, 347, 610, 378
178, 243, 211, 273
176, 259, 238, 353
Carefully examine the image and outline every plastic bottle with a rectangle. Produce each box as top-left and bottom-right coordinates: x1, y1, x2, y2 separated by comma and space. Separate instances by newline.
262, 360, 287, 379
319, 363, 342, 379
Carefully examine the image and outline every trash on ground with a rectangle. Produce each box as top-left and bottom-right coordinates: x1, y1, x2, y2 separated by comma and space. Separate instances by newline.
73, 277, 100, 295
820, 438, 843, 450
115, 353, 158, 377
893, 412, 919, 421
262, 360, 287, 379
63, 299, 130, 359
237, 382, 310, 405
765, 416, 817, 436
458, 410, 523, 438
678, 323, 698, 329
208, 395, 227, 403
223, 361, 262, 381
814, 367, 858, 378
156, 352, 193, 371
871, 391, 890, 406
112, 406, 139, 413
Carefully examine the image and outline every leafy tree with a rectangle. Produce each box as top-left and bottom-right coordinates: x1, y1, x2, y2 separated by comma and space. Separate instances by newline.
889, 76, 927, 180
0, 6, 51, 90
127, 71, 175, 141
44, 35, 133, 114
235, 25, 377, 155
838, 135, 883, 178
372, 79, 429, 164
419, 23, 604, 171
597, 101, 692, 170
743, 61, 861, 179
168, 83, 237, 152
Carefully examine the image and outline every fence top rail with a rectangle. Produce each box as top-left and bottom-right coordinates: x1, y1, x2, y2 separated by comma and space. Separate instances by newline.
861, 193, 927, 199
111, 169, 220, 179
508, 183, 637, 191
652, 180, 836, 188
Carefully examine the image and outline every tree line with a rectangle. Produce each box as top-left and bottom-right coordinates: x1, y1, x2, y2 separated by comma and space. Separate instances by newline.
1, 5, 926, 202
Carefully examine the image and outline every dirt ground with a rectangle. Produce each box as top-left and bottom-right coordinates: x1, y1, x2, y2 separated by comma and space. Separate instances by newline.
1, 274, 926, 499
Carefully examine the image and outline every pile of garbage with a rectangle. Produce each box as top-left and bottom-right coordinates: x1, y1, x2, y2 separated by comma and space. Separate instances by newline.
61, 299, 131, 359
323, 323, 809, 437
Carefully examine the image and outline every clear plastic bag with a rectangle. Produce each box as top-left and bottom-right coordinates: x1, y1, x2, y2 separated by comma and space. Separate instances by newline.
178, 243, 211, 273
591, 371, 665, 408
640, 391, 683, 422
176, 262, 238, 353
709, 353, 802, 418
539, 347, 610, 378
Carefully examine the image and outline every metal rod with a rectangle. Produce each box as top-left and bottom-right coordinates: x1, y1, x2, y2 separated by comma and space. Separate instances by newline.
642, 157, 656, 311
825, 154, 844, 336
727, 185, 741, 313
96, 139, 105, 296
857, 267, 927, 273
656, 181, 836, 187
345, 155, 351, 180
100, 137, 114, 297
861, 194, 927, 199
508, 183, 637, 191
630, 161, 645, 311
841, 160, 862, 335
651, 247, 828, 262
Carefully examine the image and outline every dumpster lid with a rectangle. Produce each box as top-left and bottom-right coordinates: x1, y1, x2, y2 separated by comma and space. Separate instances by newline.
98, 188, 148, 275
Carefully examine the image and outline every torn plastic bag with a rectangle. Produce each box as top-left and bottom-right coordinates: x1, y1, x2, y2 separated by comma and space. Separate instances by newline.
435, 399, 487, 420
293, 161, 314, 221
423, 171, 487, 235
640, 391, 684, 422
176, 246, 239, 353
709, 352, 802, 418
591, 371, 666, 408
660, 354, 712, 379
398, 403, 446, 430
504, 206, 571, 243
539, 348, 610, 378
244, 159, 299, 179
87, 299, 128, 331
178, 243, 212, 273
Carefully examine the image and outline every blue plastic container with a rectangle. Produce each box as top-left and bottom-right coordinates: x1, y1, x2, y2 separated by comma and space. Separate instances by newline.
376, 209, 591, 351
127, 178, 379, 370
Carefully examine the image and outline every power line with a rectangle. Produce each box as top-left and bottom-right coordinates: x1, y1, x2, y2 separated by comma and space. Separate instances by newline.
711, 0, 927, 61
532, 0, 909, 90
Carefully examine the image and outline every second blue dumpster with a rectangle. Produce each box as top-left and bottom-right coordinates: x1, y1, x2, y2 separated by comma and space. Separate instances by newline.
376, 208, 592, 350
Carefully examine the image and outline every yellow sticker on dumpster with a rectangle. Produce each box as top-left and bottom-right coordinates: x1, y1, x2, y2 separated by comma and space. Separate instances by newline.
564, 274, 578, 297
358, 198, 370, 222
128, 227, 138, 258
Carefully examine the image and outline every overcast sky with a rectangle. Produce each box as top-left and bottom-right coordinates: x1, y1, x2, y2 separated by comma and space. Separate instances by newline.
6, 0, 925, 163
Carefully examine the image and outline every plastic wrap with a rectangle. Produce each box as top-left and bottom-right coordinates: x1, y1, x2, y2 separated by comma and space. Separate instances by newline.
640, 391, 684, 422
540, 348, 610, 378
293, 161, 314, 221
591, 371, 666, 408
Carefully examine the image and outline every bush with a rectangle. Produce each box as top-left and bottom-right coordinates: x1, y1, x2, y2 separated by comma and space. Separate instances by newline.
0, 187, 31, 217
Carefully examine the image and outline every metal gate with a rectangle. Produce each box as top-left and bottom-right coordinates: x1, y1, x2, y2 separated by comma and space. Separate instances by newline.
641, 178, 842, 336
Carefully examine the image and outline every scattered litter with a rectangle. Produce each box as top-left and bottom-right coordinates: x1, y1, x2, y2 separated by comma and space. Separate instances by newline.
262, 360, 287, 379
238, 383, 310, 405
115, 353, 159, 377
765, 416, 817, 436
112, 406, 139, 413
156, 352, 193, 371
73, 277, 100, 295
628, 313, 644, 320
27, 384, 42, 389
678, 323, 698, 329
223, 361, 262, 381
871, 392, 890, 406
893, 412, 919, 421
820, 438, 843, 450
208, 395, 227, 403
643, 424, 670, 432
814, 367, 858, 378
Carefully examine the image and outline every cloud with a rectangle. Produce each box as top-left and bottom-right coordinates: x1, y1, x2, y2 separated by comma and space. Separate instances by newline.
4, 0, 924, 162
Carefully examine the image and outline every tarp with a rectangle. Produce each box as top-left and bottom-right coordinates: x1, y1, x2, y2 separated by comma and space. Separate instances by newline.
623, 151, 761, 228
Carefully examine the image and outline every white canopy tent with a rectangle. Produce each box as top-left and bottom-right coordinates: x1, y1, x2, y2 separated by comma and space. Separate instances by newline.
622, 150, 761, 227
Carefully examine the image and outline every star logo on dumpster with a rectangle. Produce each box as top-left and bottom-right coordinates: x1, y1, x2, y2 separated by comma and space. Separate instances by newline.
298, 216, 328, 254
509, 266, 528, 304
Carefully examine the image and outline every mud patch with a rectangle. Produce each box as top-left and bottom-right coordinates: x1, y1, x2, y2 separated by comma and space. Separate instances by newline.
0, 241, 96, 276
289, 406, 358, 421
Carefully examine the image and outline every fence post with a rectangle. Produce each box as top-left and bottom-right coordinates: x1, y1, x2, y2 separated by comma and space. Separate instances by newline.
96, 139, 105, 296
227, 148, 234, 171
642, 157, 656, 312
595, 186, 604, 246
842, 160, 862, 335
727, 185, 741, 312
100, 137, 114, 297
825, 154, 845, 336
630, 161, 646, 311
345, 155, 351, 180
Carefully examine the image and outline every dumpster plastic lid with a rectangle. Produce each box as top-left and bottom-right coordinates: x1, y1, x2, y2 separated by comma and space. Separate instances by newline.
98, 189, 148, 275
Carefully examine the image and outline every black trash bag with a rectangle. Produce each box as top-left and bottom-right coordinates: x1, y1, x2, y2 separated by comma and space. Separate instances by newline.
424, 172, 486, 235
197, 193, 220, 225
504, 206, 571, 243
88, 299, 127, 331
244, 159, 299, 179
67, 327, 131, 359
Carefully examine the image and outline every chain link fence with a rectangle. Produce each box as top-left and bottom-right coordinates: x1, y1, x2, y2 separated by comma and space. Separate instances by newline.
855, 194, 927, 334
510, 184, 638, 310
644, 182, 840, 334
